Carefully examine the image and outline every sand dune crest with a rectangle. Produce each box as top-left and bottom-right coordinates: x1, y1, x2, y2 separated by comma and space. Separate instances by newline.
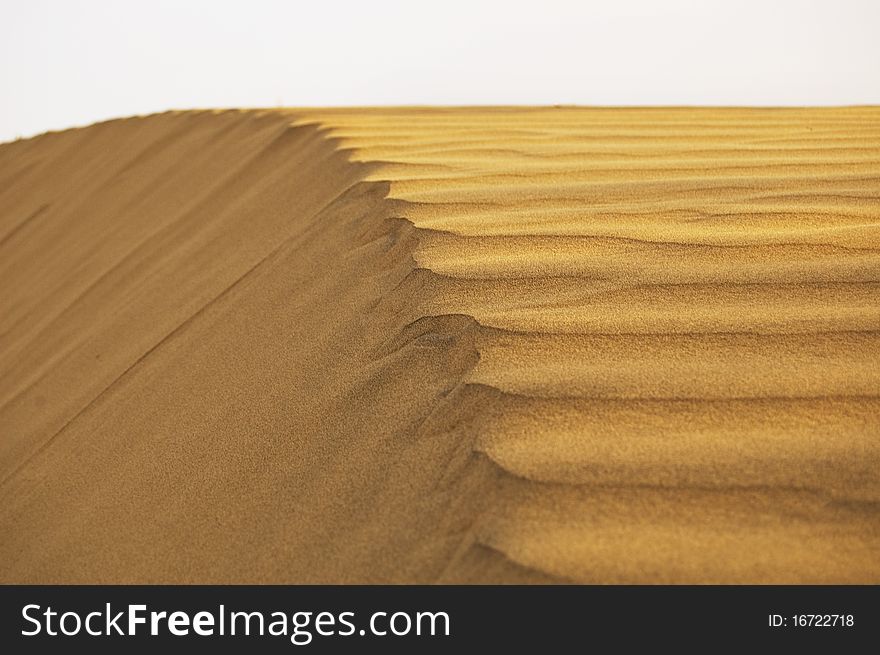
1, 107, 878, 582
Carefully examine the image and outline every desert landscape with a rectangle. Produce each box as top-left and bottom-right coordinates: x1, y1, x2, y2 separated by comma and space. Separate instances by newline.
0, 107, 878, 583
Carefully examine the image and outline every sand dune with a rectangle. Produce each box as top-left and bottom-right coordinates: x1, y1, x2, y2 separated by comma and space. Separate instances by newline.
1, 107, 878, 582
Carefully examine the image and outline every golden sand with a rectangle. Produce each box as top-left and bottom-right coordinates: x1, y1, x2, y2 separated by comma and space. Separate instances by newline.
0, 107, 878, 583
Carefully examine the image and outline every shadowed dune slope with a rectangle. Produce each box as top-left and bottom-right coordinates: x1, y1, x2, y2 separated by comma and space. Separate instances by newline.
1, 107, 879, 582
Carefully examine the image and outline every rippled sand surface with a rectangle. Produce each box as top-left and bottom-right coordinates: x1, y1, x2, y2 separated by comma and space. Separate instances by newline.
1, 107, 878, 582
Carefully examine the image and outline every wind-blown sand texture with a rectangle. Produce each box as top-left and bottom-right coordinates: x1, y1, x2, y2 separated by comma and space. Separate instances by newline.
1, 107, 878, 583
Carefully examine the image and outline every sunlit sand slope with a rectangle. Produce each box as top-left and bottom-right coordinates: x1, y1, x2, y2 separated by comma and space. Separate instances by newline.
299, 107, 880, 583
1, 107, 878, 582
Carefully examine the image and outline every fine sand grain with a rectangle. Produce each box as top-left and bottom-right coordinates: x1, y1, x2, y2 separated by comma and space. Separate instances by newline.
1, 107, 878, 582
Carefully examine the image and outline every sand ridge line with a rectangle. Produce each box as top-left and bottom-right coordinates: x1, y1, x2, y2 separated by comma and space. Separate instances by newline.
1, 107, 878, 583
0, 109, 516, 583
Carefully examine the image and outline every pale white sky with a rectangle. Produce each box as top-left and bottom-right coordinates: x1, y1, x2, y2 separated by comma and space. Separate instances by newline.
2, 0, 879, 142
